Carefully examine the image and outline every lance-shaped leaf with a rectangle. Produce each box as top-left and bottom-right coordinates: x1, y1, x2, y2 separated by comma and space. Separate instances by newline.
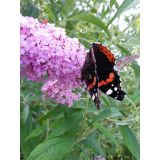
107, 0, 139, 26
68, 13, 111, 38
119, 125, 140, 160
27, 137, 75, 160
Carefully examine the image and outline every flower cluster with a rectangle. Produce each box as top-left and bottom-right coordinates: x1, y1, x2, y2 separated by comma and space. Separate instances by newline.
115, 54, 140, 71
20, 16, 86, 106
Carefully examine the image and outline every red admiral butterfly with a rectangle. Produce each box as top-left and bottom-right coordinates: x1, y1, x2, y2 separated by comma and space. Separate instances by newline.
81, 43, 125, 109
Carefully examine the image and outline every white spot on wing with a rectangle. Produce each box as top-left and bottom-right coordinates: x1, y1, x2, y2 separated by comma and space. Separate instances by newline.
106, 89, 113, 95
114, 87, 118, 91
92, 95, 95, 100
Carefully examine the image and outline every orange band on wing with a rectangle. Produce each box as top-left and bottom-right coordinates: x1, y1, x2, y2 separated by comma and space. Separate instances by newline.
87, 76, 96, 90
98, 45, 116, 63
98, 72, 115, 87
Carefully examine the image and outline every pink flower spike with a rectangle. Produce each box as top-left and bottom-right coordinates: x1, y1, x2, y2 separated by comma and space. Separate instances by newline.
20, 15, 87, 107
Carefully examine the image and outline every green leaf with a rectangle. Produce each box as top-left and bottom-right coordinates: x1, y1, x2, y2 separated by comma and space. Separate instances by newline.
69, 13, 105, 29
119, 125, 140, 160
21, 128, 34, 158
121, 14, 140, 34
27, 137, 75, 160
49, 0, 61, 21
107, 0, 139, 26
131, 89, 140, 105
101, 95, 110, 106
30, 6, 39, 18
38, 106, 65, 122
121, 37, 140, 48
21, 2, 33, 16
27, 95, 42, 101
132, 62, 140, 88
26, 127, 45, 141
79, 38, 91, 49
114, 43, 131, 55
94, 123, 118, 146
23, 104, 30, 124
110, 107, 123, 117
21, 109, 34, 158
110, 0, 117, 8
83, 133, 105, 156
68, 13, 110, 38
125, 95, 137, 108
80, 151, 90, 160
64, 152, 81, 160
91, 108, 111, 124
61, 0, 74, 16
49, 115, 82, 137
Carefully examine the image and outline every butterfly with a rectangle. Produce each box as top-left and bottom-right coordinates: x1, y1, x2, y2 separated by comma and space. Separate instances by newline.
81, 43, 125, 109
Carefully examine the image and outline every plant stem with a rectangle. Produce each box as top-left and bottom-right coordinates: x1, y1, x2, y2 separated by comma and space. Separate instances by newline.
44, 105, 50, 138
77, 94, 89, 141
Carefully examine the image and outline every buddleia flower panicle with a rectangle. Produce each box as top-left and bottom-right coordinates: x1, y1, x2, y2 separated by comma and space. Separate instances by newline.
115, 54, 140, 71
20, 15, 86, 106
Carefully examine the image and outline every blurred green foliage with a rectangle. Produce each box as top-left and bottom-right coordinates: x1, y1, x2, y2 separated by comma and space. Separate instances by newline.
20, 0, 140, 159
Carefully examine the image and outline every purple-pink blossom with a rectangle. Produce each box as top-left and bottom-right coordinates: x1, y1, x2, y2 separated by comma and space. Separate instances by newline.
115, 54, 140, 71
20, 15, 86, 106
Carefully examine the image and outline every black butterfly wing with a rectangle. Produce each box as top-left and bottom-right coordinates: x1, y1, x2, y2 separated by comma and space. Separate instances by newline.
91, 43, 125, 101
98, 71, 125, 100
81, 47, 100, 109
